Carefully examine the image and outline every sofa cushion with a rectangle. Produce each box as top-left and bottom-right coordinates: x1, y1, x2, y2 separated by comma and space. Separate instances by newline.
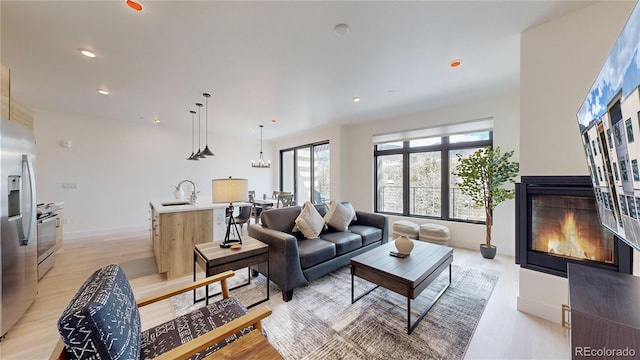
58, 264, 141, 360
324, 200, 356, 231
341, 202, 358, 222
140, 297, 253, 360
297, 238, 336, 269
314, 203, 329, 217
261, 206, 302, 234
319, 231, 362, 255
349, 225, 383, 246
293, 202, 325, 239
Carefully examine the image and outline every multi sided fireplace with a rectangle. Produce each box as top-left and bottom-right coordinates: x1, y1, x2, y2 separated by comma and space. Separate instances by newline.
516, 176, 632, 277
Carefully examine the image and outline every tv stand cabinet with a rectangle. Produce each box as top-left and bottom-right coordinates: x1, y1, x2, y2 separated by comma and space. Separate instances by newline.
567, 263, 640, 359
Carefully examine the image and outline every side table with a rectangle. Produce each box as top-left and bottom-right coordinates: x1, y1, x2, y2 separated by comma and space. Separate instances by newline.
194, 236, 269, 309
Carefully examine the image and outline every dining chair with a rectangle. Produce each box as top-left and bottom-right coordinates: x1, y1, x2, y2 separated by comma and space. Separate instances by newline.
276, 193, 294, 208
233, 205, 252, 234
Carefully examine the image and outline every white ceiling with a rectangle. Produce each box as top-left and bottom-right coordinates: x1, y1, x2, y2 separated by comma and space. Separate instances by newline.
1, 1, 595, 140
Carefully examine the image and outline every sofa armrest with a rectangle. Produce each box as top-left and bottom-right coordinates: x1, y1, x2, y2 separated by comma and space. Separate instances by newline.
248, 224, 308, 292
354, 211, 389, 244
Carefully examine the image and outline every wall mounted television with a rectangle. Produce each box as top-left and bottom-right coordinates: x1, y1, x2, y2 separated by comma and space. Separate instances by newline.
577, 1, 640, 252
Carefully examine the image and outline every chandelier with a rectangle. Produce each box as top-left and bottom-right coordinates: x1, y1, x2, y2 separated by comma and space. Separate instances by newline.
251, 125, 271, 168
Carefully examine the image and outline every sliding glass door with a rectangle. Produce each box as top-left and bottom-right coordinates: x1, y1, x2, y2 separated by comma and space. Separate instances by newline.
280, 141, 330, 205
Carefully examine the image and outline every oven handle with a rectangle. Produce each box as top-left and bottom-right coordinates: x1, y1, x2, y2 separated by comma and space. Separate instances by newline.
39, 216, 58, 224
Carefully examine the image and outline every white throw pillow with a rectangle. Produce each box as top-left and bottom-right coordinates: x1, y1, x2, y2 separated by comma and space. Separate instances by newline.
324, 200, 356, 232
293, 202, 325, 239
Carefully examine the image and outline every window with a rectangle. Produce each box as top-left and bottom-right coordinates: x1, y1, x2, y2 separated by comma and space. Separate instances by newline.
628, 196, 637, 219
280, 141, 330, 205
374, 129, 492, 223
620, 158, 629, 181
633, 159, 640, 181
592, 140, 598, 155
613, 162, 619, 181
614, 124, 622, 145
627, 118, 634, 143
376, 154, 403, 213
607, 128, 613, 148
597, 166, 603, 182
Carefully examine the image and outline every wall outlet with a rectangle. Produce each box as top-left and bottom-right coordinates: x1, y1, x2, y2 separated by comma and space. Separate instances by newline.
62, 182, 79, 189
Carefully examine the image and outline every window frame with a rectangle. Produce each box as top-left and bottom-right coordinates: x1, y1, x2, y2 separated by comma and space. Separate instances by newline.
279, 140, 330, 205
374, 131, 493, 224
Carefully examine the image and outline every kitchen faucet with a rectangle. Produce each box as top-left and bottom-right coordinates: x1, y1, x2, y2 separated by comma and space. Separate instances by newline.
176, 180, 198, 203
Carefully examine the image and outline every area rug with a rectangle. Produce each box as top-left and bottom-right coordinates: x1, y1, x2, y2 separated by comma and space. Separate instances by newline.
119, 256, 158, 279
173, 265, 498, 360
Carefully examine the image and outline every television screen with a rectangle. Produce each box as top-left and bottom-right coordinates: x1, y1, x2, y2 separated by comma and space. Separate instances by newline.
577, 2, 640, 252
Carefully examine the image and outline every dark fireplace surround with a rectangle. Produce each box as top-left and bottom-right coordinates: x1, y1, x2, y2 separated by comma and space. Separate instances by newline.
516, 176, 632, 277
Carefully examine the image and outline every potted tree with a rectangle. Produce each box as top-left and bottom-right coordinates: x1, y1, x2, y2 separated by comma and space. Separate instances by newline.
452, 146, 519, 259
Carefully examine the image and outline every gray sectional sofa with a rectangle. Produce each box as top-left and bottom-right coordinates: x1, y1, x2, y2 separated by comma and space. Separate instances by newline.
248, 202, 388, 301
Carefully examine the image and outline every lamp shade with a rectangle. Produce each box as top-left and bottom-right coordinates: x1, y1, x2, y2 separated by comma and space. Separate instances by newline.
212, 177, 248, 203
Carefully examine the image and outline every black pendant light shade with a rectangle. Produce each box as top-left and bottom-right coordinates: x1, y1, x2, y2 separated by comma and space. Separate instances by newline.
201, 92, 215, 156
195, 102, 206, 158
188, 110, 199, 160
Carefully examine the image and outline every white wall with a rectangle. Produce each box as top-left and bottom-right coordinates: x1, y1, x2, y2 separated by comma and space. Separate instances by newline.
34, 109, 274, 238
518, 1, 636, 324
342, 91, 520, 255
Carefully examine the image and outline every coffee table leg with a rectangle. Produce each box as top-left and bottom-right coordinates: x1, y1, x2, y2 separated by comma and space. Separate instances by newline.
351, 269, 379, 304
407, 264, 452, 334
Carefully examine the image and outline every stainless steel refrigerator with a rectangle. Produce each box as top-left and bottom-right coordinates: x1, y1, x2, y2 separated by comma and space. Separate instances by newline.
0, 117, 37, 338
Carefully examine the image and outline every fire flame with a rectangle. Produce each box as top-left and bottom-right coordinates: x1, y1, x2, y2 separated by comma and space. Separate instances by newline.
545, 212, 591, 259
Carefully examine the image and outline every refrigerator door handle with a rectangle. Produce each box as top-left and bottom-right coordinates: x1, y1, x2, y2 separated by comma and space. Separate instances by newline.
22, 154, 36, 246
8, 214, 27, 245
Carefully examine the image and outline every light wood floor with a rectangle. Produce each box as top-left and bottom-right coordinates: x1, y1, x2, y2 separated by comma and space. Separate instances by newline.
0, 231, 569, 359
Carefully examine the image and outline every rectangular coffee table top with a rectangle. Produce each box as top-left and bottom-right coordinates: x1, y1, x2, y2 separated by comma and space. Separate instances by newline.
195, 236, 268, 266
351, 240, 453, 287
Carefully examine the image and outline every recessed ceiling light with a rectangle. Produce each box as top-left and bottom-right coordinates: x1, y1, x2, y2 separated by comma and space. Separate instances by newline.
449, 59, 462, 68
154, 118, 160, 124
97, 89, 110, 95
78, 48, 96, 58
334, 23, 350, 36
126, 0, 144, 12
353, 96, 361, 102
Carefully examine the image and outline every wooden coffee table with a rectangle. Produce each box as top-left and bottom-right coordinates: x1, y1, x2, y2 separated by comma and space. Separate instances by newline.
194, 236, 269, 308
351, 240, 453, 334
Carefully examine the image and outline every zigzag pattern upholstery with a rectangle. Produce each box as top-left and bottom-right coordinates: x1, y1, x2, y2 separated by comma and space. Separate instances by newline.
57, 264, 255, 360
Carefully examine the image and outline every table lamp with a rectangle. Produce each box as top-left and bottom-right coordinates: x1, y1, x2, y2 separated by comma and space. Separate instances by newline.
212, 177, 249, 248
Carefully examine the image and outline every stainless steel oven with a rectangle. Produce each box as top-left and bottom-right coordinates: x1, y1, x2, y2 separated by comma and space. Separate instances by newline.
36, 203, 60, 279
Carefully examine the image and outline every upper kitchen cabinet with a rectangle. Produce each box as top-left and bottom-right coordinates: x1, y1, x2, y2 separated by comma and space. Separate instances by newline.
1, 63, 34, 130
1, 63, 9, 120
10, 98, 33, 130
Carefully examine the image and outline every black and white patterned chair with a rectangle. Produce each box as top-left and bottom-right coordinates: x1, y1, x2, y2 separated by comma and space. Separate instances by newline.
51, 264, 273, 360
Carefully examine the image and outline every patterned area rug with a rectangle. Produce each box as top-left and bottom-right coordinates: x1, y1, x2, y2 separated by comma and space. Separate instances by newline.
173, 265, 498, 360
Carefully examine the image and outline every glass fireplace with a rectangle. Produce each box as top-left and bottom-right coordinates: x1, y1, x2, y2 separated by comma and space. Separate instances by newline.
516, 176, 632, 277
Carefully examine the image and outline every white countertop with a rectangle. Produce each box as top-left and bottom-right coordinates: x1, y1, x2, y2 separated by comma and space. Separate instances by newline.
149, 200, 251, 214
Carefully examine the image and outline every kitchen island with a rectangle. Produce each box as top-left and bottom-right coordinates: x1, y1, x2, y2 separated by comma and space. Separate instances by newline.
149, 200, 228, 279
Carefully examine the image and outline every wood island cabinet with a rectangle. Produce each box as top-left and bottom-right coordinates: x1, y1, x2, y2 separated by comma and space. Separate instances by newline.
151, 206, 213, 279
566, 263, 640, 359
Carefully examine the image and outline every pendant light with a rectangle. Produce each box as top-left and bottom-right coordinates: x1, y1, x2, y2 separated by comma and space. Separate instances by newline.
195, 102, 206, 158
187, 110, 199, 160
251, 125, 271, 168
200, 93, 215, 156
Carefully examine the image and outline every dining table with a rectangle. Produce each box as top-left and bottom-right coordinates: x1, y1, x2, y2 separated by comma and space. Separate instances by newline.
252, 199, 275, 223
